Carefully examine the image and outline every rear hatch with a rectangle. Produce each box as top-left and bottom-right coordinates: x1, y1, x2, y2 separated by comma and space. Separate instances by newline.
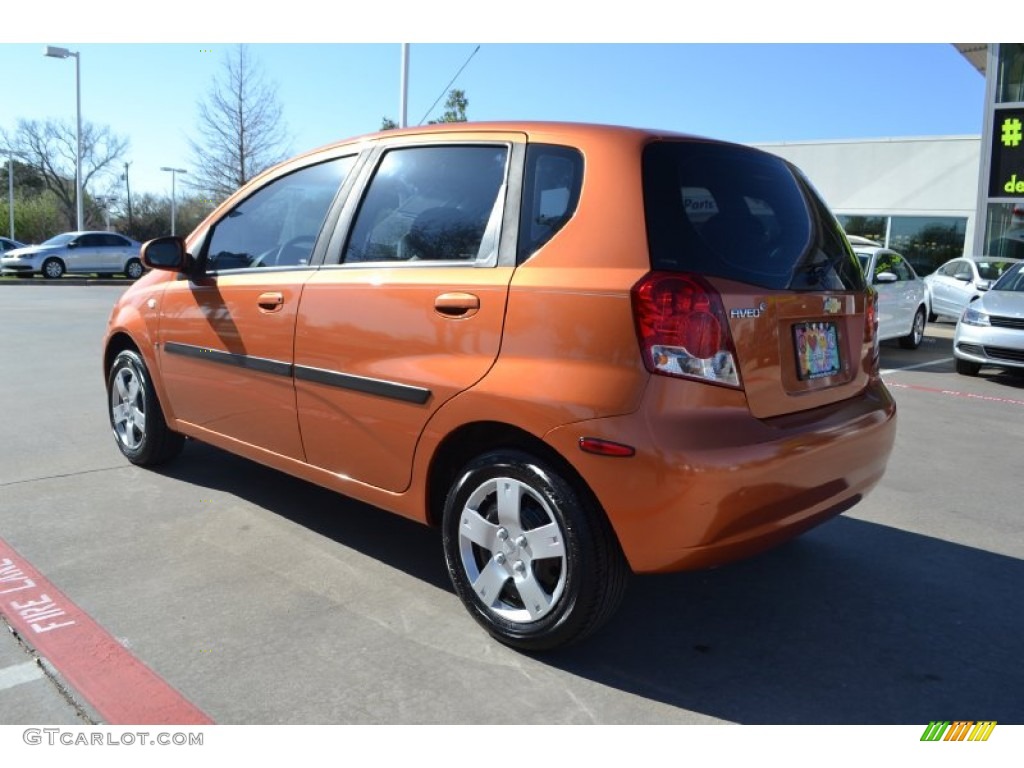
641, 140, 873, 419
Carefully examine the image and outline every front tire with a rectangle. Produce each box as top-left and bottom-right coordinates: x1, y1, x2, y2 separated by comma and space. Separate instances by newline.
899, 307, 926, 349
42, 258, 65, 279
441, 449, 628, 651
107, 349, 184, 465
125, 259, 144, 280
955, 358, 981, 377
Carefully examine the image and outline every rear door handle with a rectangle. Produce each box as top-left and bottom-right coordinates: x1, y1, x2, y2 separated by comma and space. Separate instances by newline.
434, 292, 480, 318
258, 292, 285, 312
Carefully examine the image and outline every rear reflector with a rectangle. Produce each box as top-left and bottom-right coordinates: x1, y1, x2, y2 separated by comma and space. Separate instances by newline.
631, 271, 741, 388
578, 437, 636, 457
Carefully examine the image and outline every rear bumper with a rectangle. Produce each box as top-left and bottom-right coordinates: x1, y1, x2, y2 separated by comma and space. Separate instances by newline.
544, 377, 897, 573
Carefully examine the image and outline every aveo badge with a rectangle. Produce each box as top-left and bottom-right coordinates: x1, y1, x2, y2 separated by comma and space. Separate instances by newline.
730, 302, 768, 320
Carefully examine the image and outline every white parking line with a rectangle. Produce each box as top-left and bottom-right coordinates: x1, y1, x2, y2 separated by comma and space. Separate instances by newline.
881, 357, 955, 375
0, 661, 44, 691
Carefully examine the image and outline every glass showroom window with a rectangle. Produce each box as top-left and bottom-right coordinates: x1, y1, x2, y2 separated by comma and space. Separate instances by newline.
838, 215, 887, 245
997, 44, 1024, 104
982, 202, 1024, 260
887, 216, 967, 275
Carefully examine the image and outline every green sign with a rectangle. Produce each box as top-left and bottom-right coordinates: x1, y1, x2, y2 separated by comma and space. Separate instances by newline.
990, 107, 1024, 197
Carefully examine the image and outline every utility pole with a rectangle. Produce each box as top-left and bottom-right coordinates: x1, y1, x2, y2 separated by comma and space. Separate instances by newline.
123, 162, 133, 237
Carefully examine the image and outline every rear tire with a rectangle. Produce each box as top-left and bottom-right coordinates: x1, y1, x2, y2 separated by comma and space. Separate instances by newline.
441, 449, 628, 651
955, 358, 981, 377
107, 349, 184, 465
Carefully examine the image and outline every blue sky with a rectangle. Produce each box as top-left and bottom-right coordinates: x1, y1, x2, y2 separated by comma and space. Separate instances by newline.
1, 5, 993, 199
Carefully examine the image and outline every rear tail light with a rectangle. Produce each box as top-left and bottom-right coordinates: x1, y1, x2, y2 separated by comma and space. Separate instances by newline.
864, 287, 879, 359
631, 271, 741, 388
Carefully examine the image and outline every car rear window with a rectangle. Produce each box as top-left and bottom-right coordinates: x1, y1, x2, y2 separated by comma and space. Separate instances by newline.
642, 141, 864, 291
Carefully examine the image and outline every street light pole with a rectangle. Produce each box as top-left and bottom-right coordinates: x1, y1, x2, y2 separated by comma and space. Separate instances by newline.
43, 45, 83, 231
400, 43, 409, 129
160, 167, 187, 236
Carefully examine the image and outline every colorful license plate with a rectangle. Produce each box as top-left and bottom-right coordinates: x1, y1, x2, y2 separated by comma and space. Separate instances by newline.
794, 322, 841, 380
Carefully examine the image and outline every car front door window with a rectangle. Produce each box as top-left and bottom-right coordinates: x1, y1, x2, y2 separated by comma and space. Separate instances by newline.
205, 156, 355, 271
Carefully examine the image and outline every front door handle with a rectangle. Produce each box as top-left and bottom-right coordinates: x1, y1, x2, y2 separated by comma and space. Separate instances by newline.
258, 292, 285, 312
434, 292, 480, 318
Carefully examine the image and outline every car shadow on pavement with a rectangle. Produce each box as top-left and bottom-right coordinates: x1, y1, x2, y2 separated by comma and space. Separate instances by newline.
154, 441, 453, 593
156, 442, 1024, 725
547, 517, 1024, 724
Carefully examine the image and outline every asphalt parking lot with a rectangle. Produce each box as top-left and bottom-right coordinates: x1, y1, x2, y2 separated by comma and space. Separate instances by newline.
1, 284, 1022, 725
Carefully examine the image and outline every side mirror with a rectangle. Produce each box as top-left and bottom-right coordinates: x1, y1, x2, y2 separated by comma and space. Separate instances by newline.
874, 271, 898, 284
954, 274, 971, 282
976, 279, 993, 292
67, 240, 78, 248
142, 236, 189, 272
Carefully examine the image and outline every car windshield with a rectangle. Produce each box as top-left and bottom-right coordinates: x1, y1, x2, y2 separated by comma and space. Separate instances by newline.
40, 233, 76, 246
976, 260, 1018, 281
991, 262, 1024, 292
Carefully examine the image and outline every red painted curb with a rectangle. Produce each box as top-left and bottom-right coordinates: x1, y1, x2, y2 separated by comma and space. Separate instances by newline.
0, 538, 213, 725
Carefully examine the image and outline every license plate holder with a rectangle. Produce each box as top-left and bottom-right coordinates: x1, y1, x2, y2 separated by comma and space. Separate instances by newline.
793, 321, 841, 381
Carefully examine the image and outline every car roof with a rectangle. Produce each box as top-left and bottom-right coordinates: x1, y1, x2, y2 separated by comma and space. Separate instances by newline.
852, 246, 903, 257
286, 120, 753, 168
59, 230, 133, 237
846, 235, 883, 246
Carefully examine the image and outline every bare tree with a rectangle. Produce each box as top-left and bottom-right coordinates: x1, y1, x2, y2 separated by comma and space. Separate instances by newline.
1, 119, 129, 230
188, 45, 290, 202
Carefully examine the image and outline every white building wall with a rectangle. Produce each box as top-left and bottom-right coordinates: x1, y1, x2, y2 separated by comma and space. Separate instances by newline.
752, 136, 981, 253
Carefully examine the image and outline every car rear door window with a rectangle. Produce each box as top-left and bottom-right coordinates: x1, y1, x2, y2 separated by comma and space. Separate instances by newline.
342, 145, 509, 265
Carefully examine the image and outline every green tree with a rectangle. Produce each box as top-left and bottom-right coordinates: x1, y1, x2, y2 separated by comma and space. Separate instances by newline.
380, 117, 398, 131
0, 191, 65, 245
110, 193, 214, 243
428, 89, 469, 124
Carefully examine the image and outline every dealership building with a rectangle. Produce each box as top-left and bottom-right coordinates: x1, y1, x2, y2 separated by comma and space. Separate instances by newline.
752, 44, 1024, 277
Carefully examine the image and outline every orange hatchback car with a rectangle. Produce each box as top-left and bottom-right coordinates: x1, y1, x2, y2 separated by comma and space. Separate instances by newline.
104, 122, 896, 650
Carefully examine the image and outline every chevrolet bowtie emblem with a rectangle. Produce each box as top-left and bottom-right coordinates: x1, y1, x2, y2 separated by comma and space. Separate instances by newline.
823, 297, 842, 314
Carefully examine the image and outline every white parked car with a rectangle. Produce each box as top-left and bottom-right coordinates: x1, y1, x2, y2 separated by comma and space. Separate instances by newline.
853, 246, 929, 349
923, 256, 1021, 322
0, 231, 144, 279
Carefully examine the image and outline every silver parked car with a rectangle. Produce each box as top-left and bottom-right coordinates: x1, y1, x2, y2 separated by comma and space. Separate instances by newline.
0, 231, 144, 279
923, 256, 1021, 322
953, 261, 1024, 376
853, 246, 929, 349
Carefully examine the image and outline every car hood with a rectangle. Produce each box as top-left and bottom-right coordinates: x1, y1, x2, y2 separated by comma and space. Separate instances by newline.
976, 290, 1024, 318
4, 245, 55, 257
